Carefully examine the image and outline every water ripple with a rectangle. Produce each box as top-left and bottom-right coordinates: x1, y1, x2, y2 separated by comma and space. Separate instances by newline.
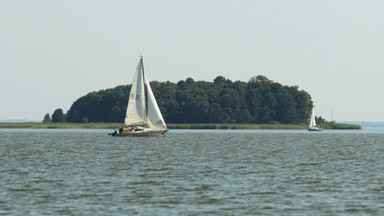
1, 129, 384, 215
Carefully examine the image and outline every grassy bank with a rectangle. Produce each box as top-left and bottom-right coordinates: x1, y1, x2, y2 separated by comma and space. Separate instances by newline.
0, 122, 119, 129
0, 122, 361, 130
329, 123, 362, 130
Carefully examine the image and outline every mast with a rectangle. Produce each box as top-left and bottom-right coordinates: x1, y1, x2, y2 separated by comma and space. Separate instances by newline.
140, 56, 148, 128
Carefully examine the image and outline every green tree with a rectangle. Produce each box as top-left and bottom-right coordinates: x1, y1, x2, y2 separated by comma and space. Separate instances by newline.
246, 83, 262, 123
275, 92, 296, 123
176, 86, 209, 123
52, 108, 66, 122
42, 113, 51, 123
67, 85, 129, 123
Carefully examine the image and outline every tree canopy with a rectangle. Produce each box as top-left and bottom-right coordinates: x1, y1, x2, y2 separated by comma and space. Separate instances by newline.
51, 108, 66, 122
66, 75, 313, 124
42, 113, 51, 123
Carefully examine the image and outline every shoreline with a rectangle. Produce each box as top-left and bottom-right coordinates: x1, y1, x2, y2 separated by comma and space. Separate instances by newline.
0, 122, 361, 130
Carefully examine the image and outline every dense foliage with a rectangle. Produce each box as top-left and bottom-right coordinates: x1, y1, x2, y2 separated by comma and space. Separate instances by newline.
51, 108, 66, 122
42, 113, 51, 123
66, 75, 314, 124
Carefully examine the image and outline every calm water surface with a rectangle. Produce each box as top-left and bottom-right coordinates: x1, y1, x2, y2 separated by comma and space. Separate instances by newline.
1, 128, 384, 215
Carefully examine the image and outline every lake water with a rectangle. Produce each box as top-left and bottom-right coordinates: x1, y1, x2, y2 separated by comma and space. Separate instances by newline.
1, 128, 384, 215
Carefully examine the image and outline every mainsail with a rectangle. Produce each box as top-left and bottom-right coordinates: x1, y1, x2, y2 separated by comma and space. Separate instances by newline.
124, 58, 146, 126
309, 109, 316, 128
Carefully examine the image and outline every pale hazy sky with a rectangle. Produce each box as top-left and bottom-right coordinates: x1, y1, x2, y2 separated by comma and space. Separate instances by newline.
1, 0, 383, 122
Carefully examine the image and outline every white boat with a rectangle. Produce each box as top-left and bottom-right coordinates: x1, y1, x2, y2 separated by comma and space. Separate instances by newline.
308, 108, 322, 131
110, 56, 168, 137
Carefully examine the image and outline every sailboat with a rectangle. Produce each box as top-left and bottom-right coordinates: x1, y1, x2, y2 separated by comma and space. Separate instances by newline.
308, 108, 322, 131
110, 56, 168, 137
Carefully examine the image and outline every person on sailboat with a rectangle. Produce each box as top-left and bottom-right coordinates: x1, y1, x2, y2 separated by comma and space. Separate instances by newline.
119, 127, 134, 133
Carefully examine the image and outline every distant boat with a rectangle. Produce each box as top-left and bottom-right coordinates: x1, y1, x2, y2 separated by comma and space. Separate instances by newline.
109, 56, 168, 137
308, 108, 322, 131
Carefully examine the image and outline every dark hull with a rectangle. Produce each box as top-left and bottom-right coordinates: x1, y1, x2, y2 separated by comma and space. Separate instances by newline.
308, 127, 322, 132
109, 129, 168, 137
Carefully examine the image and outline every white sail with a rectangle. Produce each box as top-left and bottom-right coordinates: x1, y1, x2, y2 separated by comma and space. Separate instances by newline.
308, 108, 322, 131
144, 74, 167, 130
309, 109, 316, 128
124, 58, 146, 126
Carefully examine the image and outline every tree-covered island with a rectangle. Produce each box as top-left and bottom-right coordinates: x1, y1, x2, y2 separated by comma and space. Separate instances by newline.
65, 76, 310, 124
36, 75, 360, 130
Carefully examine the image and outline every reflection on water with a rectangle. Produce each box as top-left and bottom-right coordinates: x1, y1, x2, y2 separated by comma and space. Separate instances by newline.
1, 128, 384, 215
